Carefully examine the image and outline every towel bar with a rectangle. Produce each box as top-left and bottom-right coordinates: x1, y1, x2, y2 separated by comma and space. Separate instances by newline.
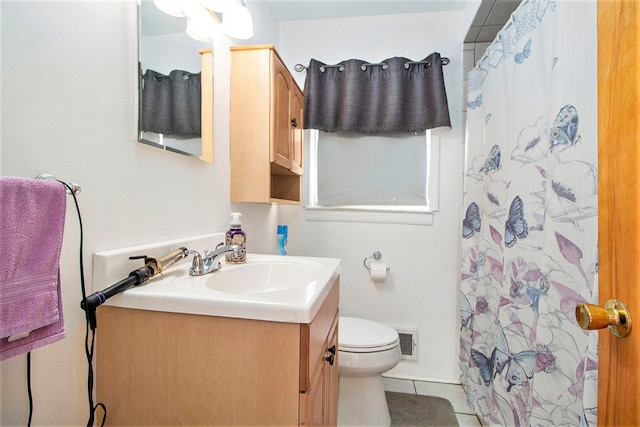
35, 174, 81, 195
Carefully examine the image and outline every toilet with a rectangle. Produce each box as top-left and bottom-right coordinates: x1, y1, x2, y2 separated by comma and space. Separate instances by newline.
337, 316, 402, 426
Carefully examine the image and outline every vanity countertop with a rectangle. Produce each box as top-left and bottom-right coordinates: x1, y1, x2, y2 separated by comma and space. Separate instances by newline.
93, 234, 341, 323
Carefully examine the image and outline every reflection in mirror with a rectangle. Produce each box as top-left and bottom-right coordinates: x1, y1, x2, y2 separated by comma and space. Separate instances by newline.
138, 0, 214, 162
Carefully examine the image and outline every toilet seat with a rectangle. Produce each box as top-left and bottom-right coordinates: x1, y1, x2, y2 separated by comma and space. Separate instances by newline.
339, 317, 400, 353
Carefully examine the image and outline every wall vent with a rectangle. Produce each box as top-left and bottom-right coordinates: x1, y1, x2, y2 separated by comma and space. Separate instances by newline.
394, 328, 418, 360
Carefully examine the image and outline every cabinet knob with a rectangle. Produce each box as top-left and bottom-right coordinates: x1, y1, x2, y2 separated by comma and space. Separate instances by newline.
325, 345, 336, 365
291, 118, 298, 128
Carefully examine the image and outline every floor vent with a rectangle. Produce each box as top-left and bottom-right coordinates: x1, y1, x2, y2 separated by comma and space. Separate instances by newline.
394, 328, 418, 360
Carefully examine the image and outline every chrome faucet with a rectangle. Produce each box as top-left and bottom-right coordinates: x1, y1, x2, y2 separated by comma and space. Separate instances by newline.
188, 243, 241, 276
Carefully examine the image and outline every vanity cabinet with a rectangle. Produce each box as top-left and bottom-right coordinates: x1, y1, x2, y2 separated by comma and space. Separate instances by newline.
96, 277, 339, 426
230, 44, 304, 203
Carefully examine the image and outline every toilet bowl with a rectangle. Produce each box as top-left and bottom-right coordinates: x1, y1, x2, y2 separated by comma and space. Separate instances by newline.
337, 316, 402, 427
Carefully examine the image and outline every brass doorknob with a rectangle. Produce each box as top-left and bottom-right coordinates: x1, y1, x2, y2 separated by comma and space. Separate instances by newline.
575, 299, 632, 338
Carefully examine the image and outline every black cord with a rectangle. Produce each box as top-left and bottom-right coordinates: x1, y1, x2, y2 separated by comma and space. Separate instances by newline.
57, 181, 106, 427
26, 352, 32, 427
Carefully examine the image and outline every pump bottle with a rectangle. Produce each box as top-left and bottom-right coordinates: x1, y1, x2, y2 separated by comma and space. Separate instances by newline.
225, 212, 246, 264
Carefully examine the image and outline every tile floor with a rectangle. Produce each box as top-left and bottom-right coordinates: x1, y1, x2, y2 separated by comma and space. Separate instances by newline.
382, 377, 482, 427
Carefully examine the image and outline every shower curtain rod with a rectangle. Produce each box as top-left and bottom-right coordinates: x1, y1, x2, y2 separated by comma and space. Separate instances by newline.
294, 56, 450, 72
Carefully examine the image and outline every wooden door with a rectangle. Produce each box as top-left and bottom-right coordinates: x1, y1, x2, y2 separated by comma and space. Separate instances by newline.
597, 0, 639, 425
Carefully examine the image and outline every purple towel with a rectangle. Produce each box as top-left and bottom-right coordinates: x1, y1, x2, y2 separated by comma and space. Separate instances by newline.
0, 177, 66, 361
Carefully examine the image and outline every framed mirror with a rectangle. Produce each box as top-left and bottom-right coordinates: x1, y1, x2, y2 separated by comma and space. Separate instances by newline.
138, 0, 214, 162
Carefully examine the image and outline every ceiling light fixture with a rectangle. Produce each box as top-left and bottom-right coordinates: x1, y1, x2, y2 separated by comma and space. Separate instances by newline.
153, 0, 254, 42
222, 0, 254, 40
152, 0, 184, 18
199, 0, 230, 13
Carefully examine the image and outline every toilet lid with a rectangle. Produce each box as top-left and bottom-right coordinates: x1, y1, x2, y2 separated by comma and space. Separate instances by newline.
339, 317, 400, 353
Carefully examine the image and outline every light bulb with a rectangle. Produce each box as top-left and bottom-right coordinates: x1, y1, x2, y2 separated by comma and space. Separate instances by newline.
153, 0, 184, 17
186, 20, 211, 42
222, 1, 253, 40
181, 0, 218, 41
199, 0, 229, 13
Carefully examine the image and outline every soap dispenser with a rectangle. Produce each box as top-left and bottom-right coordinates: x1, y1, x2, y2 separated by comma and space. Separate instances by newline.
225, 212, 246, 264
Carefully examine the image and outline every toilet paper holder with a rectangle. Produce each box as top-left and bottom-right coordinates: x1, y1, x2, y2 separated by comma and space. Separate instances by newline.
363, 251, 391, 271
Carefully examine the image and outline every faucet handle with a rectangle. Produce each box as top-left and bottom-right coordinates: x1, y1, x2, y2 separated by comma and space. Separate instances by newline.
188, 250, 205, 276
232, 244, 242, 258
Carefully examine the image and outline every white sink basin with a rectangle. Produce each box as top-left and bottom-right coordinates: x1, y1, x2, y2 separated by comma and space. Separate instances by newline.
205, 260, 320, 294
95, 240, 341, 323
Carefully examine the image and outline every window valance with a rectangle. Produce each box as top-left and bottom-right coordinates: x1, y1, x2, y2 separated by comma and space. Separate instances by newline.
303, 52, 451, 134
141, 69, 201, 136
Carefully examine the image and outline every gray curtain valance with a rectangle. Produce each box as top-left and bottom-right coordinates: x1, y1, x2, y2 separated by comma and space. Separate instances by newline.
141, 69, 201, 136
303, 52, 451, 134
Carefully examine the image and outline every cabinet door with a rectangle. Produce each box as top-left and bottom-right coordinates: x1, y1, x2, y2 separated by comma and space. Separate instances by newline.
304, 358, 327, 425
325, 321, 339, 427
302, 311, 338, 427
271, 54, 293, 170
290, 83, 304, 175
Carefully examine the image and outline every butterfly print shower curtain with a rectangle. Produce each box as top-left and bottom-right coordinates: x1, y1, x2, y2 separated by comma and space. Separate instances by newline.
460, 1, 598, 425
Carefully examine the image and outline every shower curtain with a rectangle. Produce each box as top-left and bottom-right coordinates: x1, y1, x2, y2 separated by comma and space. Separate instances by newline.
460, 1, 598, 426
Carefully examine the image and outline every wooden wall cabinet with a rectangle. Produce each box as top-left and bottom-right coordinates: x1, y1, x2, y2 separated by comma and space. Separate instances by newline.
230, 44, 304, 203
97, 278, 339, 426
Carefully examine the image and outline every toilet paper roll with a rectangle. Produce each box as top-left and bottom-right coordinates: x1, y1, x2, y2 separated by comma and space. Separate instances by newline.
370, 262, 387, 282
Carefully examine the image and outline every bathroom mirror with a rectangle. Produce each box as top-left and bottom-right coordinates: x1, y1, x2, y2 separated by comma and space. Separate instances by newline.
138, 0, 214, 162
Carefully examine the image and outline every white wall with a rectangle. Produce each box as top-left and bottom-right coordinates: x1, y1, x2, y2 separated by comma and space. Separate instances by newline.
277, 11, 465, 382
1, 1, 467, 424
0, 1, 278, 425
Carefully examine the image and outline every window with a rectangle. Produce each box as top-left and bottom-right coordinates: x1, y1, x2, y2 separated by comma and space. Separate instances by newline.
305, 130, 439, 225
